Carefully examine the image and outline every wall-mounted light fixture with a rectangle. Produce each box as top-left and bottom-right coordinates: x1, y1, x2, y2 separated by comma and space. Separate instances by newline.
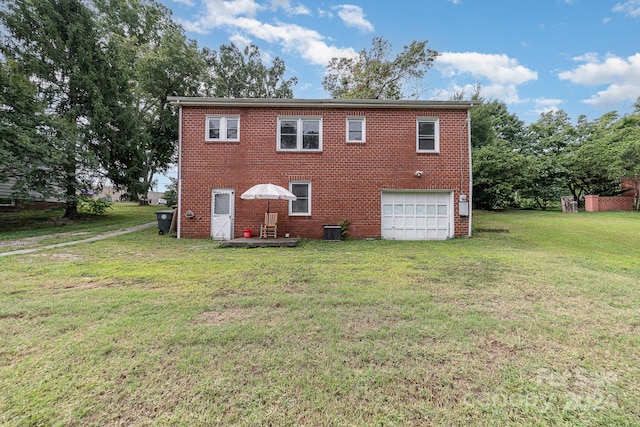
185, 210, 195, 219
414, 171, 423, 178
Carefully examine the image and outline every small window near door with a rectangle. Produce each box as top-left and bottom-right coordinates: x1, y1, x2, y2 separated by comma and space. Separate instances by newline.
289, 181, 311, 215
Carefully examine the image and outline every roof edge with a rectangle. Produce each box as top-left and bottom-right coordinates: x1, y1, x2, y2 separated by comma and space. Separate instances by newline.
167, 97, 478, 109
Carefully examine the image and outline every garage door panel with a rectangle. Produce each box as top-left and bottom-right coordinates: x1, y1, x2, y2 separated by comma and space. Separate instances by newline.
381, 191, 452, 240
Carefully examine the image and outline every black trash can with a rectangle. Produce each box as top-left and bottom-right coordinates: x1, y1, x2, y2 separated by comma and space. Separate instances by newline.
323, 225, 341, 241
155, 210, 174, 235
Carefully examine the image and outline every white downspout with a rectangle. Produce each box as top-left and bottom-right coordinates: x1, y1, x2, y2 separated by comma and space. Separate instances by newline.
467, 108, 473, 237
177, 101, 183, 239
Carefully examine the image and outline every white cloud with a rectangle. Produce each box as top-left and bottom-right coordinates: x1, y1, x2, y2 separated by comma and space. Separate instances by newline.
229, 33, 252, 47
269, 0, 288, 9
235, 19, 357, 65
180, 0, 357, 66
269, 0, 311, 15
530, 98, 564, 115
333, 5, 374, 32
558, 52, 640, 107
480, 83, 522, 104
432, 52, 537, 107
172, 0, 195, 6
317, 8, 333, 18
612, 0, 640, 17
436, 52, 538, 86
290, 4, 311, 15
179, 0, 264, 32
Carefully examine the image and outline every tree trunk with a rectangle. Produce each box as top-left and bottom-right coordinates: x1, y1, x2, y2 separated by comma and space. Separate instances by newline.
63, 181, 79, 219
62, 146, 79, 219
63, 201, 80, 219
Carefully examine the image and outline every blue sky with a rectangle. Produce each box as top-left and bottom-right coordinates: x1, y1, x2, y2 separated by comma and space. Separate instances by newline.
158, 0, 640, 125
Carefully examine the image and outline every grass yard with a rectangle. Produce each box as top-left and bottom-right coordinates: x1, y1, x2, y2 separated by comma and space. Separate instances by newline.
0, 203, 159, 253
1, 207, 639, 425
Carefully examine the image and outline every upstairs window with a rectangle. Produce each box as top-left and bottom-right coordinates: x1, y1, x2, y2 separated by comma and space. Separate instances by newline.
206, 116, 239, 142
416, 118, 439, 153
346, 117, 365, 142
278, 117, 322, 151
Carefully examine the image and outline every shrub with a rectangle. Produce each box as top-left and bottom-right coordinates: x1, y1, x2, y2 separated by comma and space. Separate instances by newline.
78, 197, 113, 215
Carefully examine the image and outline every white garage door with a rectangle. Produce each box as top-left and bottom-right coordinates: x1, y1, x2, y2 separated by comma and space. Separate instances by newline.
381, 191, 453, 240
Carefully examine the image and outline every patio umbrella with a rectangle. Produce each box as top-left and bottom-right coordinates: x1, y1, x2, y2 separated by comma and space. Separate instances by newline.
240, 183, 297, 212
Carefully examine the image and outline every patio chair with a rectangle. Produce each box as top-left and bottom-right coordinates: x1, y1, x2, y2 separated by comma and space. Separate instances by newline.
260, 212, 278, 239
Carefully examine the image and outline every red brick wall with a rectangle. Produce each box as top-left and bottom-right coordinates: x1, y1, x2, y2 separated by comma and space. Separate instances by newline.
179, 105, 471, 239
584, 195, 634, 212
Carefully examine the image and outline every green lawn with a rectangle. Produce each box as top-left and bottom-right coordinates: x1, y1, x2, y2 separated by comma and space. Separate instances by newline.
0, 203, 159, 253
1, 208, 639, 425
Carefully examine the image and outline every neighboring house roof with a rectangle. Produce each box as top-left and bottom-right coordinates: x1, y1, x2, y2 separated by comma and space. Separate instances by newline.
167, 97, 478, 110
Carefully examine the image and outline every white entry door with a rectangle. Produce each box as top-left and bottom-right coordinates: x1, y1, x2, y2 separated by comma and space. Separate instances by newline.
381, 191, 453, 240
211, 189, 234, 240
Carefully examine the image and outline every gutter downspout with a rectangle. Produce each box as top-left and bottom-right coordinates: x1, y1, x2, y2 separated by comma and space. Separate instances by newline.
177, 101, 182, 239
467, 108, 473, 237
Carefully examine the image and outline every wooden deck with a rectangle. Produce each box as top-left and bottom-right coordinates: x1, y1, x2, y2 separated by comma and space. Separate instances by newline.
221, 237, 300, 248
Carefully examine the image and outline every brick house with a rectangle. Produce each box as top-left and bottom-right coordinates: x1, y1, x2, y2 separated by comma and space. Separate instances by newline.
168, 97, 476, 240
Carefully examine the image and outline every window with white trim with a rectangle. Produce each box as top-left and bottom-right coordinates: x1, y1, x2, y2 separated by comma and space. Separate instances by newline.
416, 118, 439, 152
278, 117, 322, 151
346, 117, 365, 142
289, 181, 311, 215
206, 115, 240, 142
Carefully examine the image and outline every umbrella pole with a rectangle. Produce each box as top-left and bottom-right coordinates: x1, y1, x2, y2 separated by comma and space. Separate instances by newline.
267, 200, 270, 213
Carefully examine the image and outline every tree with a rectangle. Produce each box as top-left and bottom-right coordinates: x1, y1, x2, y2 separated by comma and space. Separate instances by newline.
322, 37, 439, 100
609, 106, 640, 210
563, 112, 621, 204
205, 43, 297, 98
472, 140, 531, 210
469, 100, 532, 209
91, 0, 209, 202
1, 0, 120, 218
0, 59, 57, 202
521, 110, 576, 209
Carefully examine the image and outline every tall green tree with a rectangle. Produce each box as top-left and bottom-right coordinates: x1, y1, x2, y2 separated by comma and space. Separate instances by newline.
322, 37, 439, 100
521, 110, 576, 209
205, 43, 297, 98
1, 0, 120, 217
564, 112, 621, 204
472, 140, 532, 210
0, 59, 56, 202
610, 103, 640, 209
93, 0, 209, 201
469, 100, 531, 209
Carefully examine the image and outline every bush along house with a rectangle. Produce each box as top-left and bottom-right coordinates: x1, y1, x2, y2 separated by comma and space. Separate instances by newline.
168, 97, 476, 241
